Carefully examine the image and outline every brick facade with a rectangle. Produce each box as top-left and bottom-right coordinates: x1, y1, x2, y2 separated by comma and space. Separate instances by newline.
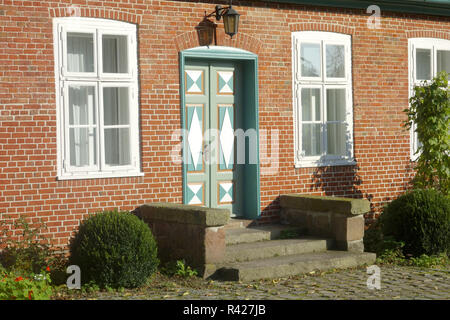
1, 0, 449, 247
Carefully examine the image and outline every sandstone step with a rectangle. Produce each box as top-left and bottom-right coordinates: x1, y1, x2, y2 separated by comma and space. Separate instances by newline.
215, 251, 376, 281
225, 225, 302, 245
223, 218, 256, 230
224, 237, 334, 263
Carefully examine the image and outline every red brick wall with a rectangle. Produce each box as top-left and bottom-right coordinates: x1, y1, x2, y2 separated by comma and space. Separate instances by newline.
1, 0, 449, 247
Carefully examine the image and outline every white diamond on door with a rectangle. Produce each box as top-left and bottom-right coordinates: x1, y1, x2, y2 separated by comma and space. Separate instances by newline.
219, 104, 234, 171
218, 182, 233, 204
187, 183, 204, 205
187, 105, 203, 171
186, 70, 203, 94
218, 71, 233, 94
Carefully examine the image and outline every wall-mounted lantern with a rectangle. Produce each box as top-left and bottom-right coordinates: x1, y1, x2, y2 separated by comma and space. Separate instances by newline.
198, 1, 241, 43
222, 6, 240, 38
196, 18, 217, 46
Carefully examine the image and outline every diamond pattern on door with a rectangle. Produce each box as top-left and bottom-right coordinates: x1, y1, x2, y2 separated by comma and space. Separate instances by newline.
218, 104, 234, 171
218, 181, 233, 204
187, 183, 204, 205
185, 70, 204, 94
186, 104, 203, 172
217, 71, 234, 94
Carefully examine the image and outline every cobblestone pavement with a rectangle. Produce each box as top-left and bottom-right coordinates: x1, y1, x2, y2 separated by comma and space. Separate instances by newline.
71, 265, 450, 300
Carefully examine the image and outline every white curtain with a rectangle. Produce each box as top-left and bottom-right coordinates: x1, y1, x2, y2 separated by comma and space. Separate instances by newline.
103, 87, 131, 166
66, 32, 131, 168
67, 33, 94, 73
416, 48, 431, 80
301, 88, 321, 156
437, 50, 450, 74
326, 88, 346, 156
68, 86, 96, 167
102, 35, 128, 73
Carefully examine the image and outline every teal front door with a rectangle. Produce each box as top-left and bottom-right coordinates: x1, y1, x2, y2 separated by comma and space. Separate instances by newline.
184, 61, 242, 216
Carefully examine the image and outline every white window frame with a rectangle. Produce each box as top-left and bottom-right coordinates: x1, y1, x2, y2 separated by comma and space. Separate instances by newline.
53, 17, 142, 180
408, 38, 450, 161
292, 31, 355, 168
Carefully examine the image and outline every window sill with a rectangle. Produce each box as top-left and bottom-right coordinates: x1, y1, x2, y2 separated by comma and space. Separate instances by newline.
294, 158, 356, 168
57, 171, 144, 181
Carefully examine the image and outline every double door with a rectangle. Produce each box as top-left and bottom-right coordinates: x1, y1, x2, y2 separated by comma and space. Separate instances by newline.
184, 61, 241, 216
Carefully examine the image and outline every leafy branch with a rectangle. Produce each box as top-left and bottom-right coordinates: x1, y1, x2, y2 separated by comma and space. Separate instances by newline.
404, 71, 450, 195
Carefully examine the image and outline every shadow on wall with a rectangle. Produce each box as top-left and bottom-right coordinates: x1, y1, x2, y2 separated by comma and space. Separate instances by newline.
258, 164, 376, 225
310, 163, 363, 197
310, 162, 375, 224
260, 196, 281, 224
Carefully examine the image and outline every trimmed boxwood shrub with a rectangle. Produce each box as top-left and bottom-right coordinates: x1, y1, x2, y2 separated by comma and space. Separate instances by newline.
363, 220, 383, 254
380, 189, 450, 257
69, 211, 159, 289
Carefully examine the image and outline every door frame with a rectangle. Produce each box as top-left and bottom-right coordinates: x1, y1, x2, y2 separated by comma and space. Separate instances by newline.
179, 46, 261, 219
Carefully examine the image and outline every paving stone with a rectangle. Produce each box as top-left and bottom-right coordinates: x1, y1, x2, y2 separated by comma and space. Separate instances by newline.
72, 265, 450, 300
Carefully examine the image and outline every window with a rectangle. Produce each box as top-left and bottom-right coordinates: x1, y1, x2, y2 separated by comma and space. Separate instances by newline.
53, 18, 141, 179
292, 32, 354, 167
409, 38, 450, 160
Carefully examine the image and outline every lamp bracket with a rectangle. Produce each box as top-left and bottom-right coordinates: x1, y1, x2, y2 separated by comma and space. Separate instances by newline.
205, 2, 232, 21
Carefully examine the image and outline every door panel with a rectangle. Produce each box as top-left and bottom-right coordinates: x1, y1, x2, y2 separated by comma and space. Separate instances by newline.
185, 64, 210, 207
210, 64, 237, 215
185, 61, 242, 216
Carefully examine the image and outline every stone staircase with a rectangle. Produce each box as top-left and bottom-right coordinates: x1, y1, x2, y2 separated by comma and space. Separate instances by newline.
211, 219, 376, 281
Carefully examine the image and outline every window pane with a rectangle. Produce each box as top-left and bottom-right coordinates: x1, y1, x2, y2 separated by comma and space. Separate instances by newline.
301, 88, 321, 121
69, 128, 97, 167
327, 123, 347, 156
326, 88, 346, 121
302, 124, 321, 156
326, 44, 345, 78
67, 32, 94, 73
103, 35, 128, 73
104, 128, 131, 166
68, 86, 96, 126
416, 48, 431, 80
103, 87, 130, 126
301, 43, 321, 77
437, 50, 450, 74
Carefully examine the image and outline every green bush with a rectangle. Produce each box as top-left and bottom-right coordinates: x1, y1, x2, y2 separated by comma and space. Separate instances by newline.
0, 215, 54, 274
380, 189, 450, 256
0, 214, 69, 287
69, 211, 159, 289
364, 221, 406, 256
363, 221, 383, 254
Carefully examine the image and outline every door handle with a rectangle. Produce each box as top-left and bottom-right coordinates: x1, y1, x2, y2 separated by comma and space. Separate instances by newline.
203, 143, 209, 158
